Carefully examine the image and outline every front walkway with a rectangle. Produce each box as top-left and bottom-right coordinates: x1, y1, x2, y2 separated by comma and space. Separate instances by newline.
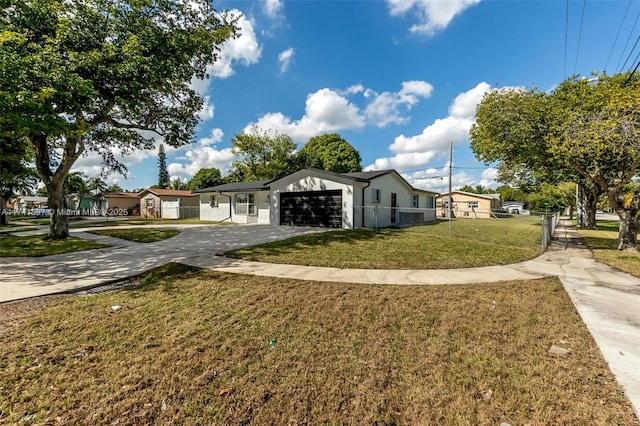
1, 219, 638, 419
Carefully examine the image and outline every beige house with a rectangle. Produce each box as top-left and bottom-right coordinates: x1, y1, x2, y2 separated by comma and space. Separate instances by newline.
94, 192, 140, 215
436, 191, 501, 219
138, 188, 199, 219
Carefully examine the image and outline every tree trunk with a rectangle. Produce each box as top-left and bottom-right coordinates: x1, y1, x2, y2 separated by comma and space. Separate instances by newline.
0, 197, 7, 226
582, 189, 598, 229
45, 180, 69, 240
617, 209, 639, 252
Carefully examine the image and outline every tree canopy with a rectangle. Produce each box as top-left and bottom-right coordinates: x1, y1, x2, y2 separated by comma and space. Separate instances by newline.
0, 136, 37, 224
157, 144, 170, 189
297, 133, 362, 173
186, 167, 223, 190
0, 0, 238, 238
470, 72, 640, 251
230, 126, 297, 181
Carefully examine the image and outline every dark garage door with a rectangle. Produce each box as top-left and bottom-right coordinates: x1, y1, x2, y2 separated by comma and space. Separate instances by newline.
280, 190, 342, 228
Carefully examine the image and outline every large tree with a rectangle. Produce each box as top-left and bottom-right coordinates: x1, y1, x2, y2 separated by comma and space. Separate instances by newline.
0, 0, 238, 238
297, 133, 362, 173
471, 73, 640, 251
230, 126, 297, 181
186, 167, 222, 190
550, 73, 640, 251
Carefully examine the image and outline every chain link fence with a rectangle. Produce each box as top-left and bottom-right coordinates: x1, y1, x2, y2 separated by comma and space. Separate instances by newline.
541, 212, 560, 250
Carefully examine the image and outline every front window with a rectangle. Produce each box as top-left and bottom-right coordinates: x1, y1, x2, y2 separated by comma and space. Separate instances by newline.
145, 198, 153, 208
467, 201, 479, 209
426, 196, 435, 208
412, 195, 419, 208
236, 193, 255, 215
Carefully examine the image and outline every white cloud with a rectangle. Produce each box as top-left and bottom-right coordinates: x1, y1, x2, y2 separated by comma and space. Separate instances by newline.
404, 166, 476, 193
263, 0, 285, 20
448, 81, 490, 119
387, 0, 481, 35
478, 167, 499, 189
278, 47, 295, 73
249, 88, 365, 142
342, 84, 365, 95
209, 11, 262, 79
366, 82, 492, 172
168, 146, 236, 178
199, 128, 225, 146
197, 96, 215, 121
364, 80, 433, 127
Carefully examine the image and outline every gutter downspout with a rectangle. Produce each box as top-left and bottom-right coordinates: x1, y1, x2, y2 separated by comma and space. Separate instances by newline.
361, 181, 371, 228
220, 192, 232, 222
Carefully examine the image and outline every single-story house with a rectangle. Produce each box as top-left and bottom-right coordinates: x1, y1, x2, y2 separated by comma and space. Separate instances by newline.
138, 188, 199, 219
436, 191, 502, 219
13, 196, 48, 211
94, 192, 141, 215
195, 168, 438, 229
66, 194, 97, 211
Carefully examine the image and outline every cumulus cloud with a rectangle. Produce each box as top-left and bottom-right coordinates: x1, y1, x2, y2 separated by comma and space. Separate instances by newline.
166, 127, 236, 178
387, 0, 481, 35
278, 47, 295, 73
209, 12, 262, 78
248, 88, 366, 142
263, 0, 285, 20
168, 146, 236, 178
364, 80, 434, 127
199, 128, 225, 146
366, 81, 492, 172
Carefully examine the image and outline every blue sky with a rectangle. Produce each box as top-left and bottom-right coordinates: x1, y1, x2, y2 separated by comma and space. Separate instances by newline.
72, 0, 640, 193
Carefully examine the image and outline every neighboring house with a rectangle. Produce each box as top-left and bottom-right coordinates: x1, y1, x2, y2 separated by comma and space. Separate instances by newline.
195, 168, 438, 229
66, 194, 97, 211
14, 196, 48, 211
138, 188, 199, 219
502, 201, 526, 215
436, 191, 502, 219
94, 192, 141, 215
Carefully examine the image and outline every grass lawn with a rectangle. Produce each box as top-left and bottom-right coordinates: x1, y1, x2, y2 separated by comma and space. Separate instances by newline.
578, 220, 640, 278
225, 216, 543, 269
0, 235, 110, 257
0, 264, 635, 424
86, 228, 181, 243
69, 218, 229, 228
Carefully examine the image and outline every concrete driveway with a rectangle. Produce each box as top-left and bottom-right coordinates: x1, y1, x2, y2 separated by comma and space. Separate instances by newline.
0, 224, 323, 302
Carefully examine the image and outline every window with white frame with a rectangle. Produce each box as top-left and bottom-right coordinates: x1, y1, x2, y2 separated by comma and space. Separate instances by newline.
372, 188, 381, 203
426, 196, 435, 209
412, 194, 419, 208
235, 193, 255, 215
467, 201, 479, 209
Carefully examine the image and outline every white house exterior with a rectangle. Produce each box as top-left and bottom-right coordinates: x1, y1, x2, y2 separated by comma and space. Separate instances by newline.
196, 168, 438, 229
195, 181, 271, 224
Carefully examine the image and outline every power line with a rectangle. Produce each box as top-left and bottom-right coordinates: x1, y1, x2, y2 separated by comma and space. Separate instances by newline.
616, 8, 640, 73
573, 0, 587, 76
604, 0, 632, 72
619, 35, 640, 72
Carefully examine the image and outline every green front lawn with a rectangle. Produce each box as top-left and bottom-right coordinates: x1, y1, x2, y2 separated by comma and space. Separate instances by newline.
0, 235, 110, 257
86, 228, 181, 243
578, 221, 640, 278
225, 216, 543, 269
0, 264, 634, 424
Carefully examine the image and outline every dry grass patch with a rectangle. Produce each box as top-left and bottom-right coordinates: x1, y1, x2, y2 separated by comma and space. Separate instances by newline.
226, 216, 543, 269
578, 222, 640, 279
0, 264, 635, 425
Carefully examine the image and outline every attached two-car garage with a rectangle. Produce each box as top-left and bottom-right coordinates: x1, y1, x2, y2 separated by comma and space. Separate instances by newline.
279, 190, 343, 228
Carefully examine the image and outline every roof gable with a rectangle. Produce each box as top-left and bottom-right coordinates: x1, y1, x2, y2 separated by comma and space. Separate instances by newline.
139, 188, 196, 197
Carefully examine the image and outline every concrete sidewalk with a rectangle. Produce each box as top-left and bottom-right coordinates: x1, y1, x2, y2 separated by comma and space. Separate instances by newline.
1, 219, 638, 418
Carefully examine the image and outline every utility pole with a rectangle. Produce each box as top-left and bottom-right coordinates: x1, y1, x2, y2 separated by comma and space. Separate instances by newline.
448, 141, 453, 238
